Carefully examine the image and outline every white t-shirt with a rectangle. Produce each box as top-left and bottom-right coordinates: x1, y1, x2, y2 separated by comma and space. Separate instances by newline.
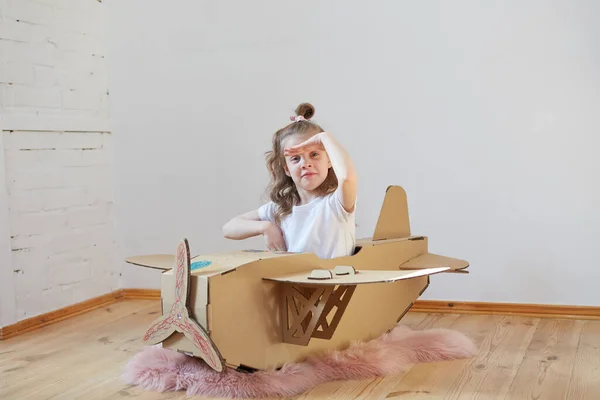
258, 191, 356, 259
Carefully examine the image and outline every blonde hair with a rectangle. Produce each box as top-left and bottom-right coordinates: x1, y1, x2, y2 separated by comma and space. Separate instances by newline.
264, 103, 338, 225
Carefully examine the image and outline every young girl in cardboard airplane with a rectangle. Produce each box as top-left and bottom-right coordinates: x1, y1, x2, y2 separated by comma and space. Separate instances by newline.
222, 103, 357, 260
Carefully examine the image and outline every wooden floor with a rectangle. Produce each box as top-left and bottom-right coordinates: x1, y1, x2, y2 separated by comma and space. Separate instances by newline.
1, 300, 599, 399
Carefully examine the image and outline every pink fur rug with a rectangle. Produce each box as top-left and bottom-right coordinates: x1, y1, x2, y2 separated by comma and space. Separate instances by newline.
123, 324, 477, 398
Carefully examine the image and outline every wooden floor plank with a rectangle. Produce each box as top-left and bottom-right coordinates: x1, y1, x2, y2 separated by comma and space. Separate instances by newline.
0, 301, 156, 389
504, 318, 585, 400
565, 320, 600, 400
0, 300, 598, 399
387, 314, 512, 399
442, 315, 539, 399
0, 301, 159, 400
0, 300, 156, 359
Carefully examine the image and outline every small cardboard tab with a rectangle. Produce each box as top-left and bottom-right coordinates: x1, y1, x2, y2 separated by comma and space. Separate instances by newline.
308, 270, 333, 280
334, 265, 356, 276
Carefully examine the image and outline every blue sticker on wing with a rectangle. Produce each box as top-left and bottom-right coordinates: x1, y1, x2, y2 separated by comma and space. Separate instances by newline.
191, 260, 212, 270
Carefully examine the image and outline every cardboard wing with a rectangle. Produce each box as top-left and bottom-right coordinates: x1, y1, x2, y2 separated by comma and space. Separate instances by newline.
401, 253, 469, 272
263, 266, 450, 285
262, 266, 450, 346
125, 249, 288, 273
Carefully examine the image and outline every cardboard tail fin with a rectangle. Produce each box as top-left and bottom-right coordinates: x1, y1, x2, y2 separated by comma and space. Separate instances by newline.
372, 185, 411, 241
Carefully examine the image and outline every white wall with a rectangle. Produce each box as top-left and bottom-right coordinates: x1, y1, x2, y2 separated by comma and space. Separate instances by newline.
107, 1, 600, 305
0, 0, 119, 325
0, 134, 15, 327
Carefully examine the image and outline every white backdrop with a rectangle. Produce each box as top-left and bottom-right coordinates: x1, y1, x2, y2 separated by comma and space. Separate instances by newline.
106, 1, 600, 305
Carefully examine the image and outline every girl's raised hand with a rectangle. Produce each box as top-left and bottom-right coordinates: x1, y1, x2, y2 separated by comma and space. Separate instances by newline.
283, 133, 326, 156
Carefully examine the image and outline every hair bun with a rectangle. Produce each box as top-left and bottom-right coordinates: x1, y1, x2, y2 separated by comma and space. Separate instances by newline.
295, 103, 315, 120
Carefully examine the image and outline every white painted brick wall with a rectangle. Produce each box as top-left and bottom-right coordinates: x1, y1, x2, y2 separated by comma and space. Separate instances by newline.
0, 0, 109, 120
4, 131, 119, 319
1, 0, 118, 323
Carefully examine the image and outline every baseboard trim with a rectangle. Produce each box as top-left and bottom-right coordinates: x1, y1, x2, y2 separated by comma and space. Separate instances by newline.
0, 291, 123, 340
0, 289, 162, 340
3, 291, 600, 340
410, 300, 600, 320
120, 288, 161, 300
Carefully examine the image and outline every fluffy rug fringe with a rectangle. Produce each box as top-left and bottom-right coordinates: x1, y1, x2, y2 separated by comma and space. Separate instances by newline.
123, 325, 477, 398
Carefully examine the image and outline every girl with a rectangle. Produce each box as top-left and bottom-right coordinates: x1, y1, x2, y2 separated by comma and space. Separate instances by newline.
222, 103, 357, 259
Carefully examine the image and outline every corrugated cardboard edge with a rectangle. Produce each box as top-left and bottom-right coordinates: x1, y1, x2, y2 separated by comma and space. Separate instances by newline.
4, 289, 600, 340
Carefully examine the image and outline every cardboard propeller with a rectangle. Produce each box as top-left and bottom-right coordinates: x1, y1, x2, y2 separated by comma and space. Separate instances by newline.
142, 238, 224, 372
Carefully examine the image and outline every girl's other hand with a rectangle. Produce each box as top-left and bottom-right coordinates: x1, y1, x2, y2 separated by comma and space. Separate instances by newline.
262, 222, 287, 252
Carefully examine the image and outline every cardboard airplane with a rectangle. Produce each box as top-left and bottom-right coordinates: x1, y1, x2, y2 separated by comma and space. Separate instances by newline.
125, 185, 469, 372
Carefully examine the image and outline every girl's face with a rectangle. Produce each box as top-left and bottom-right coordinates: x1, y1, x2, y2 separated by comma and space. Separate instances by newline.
281, 133, 331, 193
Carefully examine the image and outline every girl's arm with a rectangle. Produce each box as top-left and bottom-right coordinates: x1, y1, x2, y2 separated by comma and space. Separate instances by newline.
222, 209, 268, 239
319, 132, 357, 213
222, 209, 287, 251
